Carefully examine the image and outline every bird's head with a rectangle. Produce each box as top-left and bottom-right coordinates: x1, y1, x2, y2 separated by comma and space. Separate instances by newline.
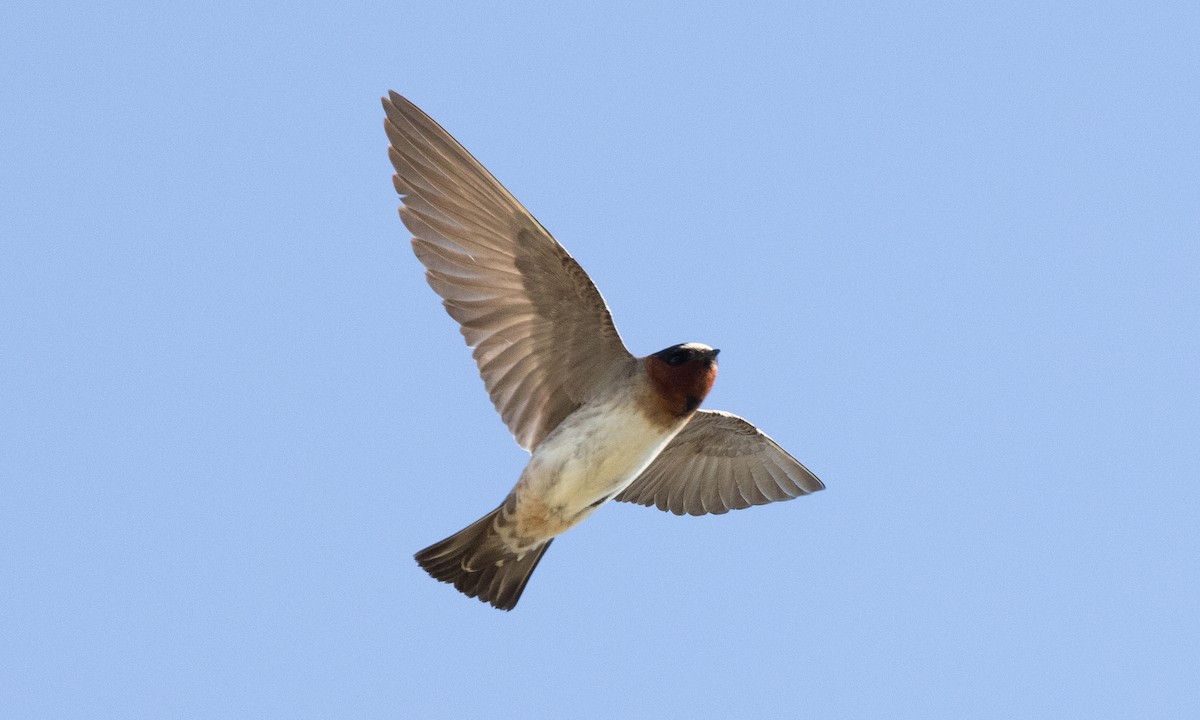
643, 343, 720, 420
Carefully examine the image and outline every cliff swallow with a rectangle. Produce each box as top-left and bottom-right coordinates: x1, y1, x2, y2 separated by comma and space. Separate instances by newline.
384, 92, 824, 610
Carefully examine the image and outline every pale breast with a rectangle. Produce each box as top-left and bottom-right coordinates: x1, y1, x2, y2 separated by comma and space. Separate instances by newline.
507, 388, 687, 541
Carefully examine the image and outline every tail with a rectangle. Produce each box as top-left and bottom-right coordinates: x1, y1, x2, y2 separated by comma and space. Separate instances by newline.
414, 505, 553, 611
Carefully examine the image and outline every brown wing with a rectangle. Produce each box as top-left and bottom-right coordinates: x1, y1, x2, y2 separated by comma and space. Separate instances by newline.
616, 410, 825, 515
384, 92, 634, 450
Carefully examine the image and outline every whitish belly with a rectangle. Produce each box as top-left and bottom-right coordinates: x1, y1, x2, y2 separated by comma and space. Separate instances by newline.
507, 399, 680, 541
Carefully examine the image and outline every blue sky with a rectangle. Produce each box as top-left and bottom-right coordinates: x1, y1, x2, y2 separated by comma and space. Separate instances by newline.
3, 1, 1198, 718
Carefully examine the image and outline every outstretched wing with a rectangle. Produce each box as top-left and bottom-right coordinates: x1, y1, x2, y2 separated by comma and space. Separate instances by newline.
616, 410, 824, 515
384, 92, 634, 451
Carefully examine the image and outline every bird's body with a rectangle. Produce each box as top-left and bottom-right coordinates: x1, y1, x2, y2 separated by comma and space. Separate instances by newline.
504, 350, 718, 549
384, 92, 824, 610
507, 376, 681, 547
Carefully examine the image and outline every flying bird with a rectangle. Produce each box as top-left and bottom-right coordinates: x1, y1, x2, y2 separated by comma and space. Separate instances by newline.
384, 92, 824, 610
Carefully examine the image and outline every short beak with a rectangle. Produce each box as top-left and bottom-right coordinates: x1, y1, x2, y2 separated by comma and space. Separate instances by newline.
708, 348, 720, 360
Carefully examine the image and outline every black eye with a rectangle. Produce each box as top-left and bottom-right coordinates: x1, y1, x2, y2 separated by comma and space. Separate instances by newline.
665, 350, 690, 366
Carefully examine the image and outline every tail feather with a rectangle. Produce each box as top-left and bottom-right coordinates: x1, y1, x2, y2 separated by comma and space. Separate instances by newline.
414, 505, 552, 611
